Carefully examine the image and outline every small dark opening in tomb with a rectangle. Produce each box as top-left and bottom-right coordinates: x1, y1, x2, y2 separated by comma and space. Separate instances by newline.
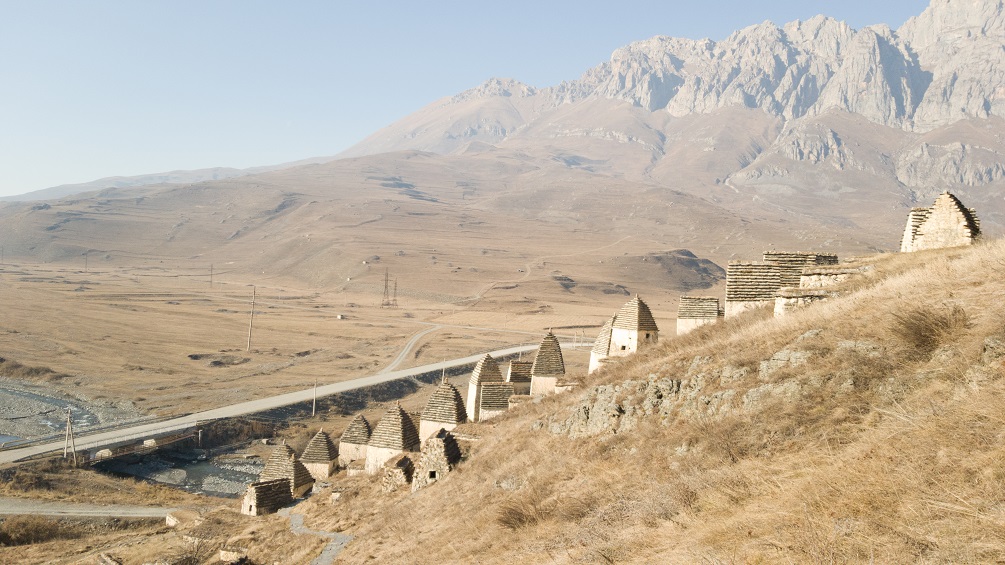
429, 470, 437, 480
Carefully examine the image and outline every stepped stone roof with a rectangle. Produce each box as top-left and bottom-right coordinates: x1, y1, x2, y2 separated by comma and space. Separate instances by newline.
591, 316, 615, 355
300, 429, 338, 464
904, 192, 982, 252
762, 251, 839, 287
612, 296, 659, 332
726, 262, 782, 301
339, 415, 372, 446
244, 478, 293, 514
939, 192, 981, 234
469, 354, 503, 385
370, 404, 420, 451
531, 332, 565, 376
421, 381, 467, 424
259, 444, 314, 491
678, 296, 719, 320
480, 382, 515, 411
506, 361, 533, 383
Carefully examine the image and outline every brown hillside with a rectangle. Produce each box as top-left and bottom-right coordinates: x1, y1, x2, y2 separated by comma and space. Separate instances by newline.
311, 239, 1005, 563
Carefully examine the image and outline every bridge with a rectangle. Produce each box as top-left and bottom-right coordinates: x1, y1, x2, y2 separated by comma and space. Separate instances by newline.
0, 342, 582, 465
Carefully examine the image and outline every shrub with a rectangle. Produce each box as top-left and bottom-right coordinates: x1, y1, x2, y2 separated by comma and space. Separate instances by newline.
0, 516, 75, 546
890, 305, 969, 356
497, 487, 552, 530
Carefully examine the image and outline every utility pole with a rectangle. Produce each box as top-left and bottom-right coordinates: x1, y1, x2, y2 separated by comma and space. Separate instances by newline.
247, 285, 256, 351
312, 378, 318, 417
63, 407, 77, 465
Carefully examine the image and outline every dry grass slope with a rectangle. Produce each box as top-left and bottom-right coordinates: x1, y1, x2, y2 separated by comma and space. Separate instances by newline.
317, 239, 1005, 564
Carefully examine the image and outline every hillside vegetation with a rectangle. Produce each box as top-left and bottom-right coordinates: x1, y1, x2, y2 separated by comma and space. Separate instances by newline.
311, 239, 1005, 563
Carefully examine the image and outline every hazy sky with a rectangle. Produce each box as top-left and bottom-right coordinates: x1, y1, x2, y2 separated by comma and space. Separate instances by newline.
0, 1, 929, 197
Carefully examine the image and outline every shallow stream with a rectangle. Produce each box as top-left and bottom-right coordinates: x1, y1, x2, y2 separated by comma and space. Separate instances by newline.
97, 452, 264, 498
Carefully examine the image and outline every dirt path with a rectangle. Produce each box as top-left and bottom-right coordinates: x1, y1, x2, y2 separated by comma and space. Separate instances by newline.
279, 507, 353, 565
0, 496, 173, 518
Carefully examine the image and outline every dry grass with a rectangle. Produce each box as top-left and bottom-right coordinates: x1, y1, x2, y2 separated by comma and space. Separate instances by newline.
890, 304, 971, 357
0, 357, 70, 382
319, 239, 1005, 563
0, 458, 220, 508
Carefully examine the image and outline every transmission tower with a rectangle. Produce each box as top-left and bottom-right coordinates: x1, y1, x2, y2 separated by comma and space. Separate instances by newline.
392, 278, 398, 308
381, 268, 391, 308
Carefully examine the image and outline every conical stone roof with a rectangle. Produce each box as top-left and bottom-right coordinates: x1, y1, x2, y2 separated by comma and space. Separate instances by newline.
339, 415, 372, 446
469, 354, 503, 385
531, 332, 565, 377
591, 316, 615, 355
370, 404, 420, 451
259, 444, 314, 491
612, 296, 659, 332
299, 429, 338, 464
421, 381, 468, 425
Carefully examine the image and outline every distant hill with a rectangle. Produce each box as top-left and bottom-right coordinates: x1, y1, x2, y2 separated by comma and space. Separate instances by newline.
0, 155, 337, 202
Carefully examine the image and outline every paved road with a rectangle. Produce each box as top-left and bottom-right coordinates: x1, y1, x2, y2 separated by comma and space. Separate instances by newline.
0, 342, 584, 464
0, 496, 173, 518
377, 325, 442, 374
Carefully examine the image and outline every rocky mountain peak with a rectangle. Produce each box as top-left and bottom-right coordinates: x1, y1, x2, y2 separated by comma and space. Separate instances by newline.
899, 0, 1005, 53
452, 77, 537, 102
339, 0, 1005, 194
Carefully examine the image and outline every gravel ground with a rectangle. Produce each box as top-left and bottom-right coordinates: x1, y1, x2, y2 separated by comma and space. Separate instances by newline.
0, 377, 142, 440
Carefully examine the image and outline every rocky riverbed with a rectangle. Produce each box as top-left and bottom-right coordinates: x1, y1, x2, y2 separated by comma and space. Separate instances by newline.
97, 452, 264, 497
0, 377, 142, 441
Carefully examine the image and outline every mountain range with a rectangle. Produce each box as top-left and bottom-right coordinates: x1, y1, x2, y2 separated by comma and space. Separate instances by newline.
1, 0, 1003, 296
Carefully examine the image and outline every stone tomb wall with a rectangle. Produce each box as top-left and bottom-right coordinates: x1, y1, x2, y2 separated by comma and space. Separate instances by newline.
338, 442, 367, 467
381, 454, 414, 493
419, 419, 458, 443
902, 193, 981, 252
530, 375, 558, 396
774, 289, 832, 318
800, 268, 857, 289
677, 296, 720, 335
725, 262, 781, 317
241, 478, 292, 516
412, 431, 462, 492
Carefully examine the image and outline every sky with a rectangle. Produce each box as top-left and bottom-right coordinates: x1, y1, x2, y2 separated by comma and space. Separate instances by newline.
0, 1, 929, 197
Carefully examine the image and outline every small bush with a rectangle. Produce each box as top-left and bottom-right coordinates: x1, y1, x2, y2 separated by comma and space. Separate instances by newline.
497, 488, 552, 530
890, 305, 969, 356
0, 516, 78, 546
8, 470, 52, 492
0, 358, 70, 382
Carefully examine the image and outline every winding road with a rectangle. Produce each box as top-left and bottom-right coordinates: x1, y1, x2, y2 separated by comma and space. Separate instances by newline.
0, 342, 583, 465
